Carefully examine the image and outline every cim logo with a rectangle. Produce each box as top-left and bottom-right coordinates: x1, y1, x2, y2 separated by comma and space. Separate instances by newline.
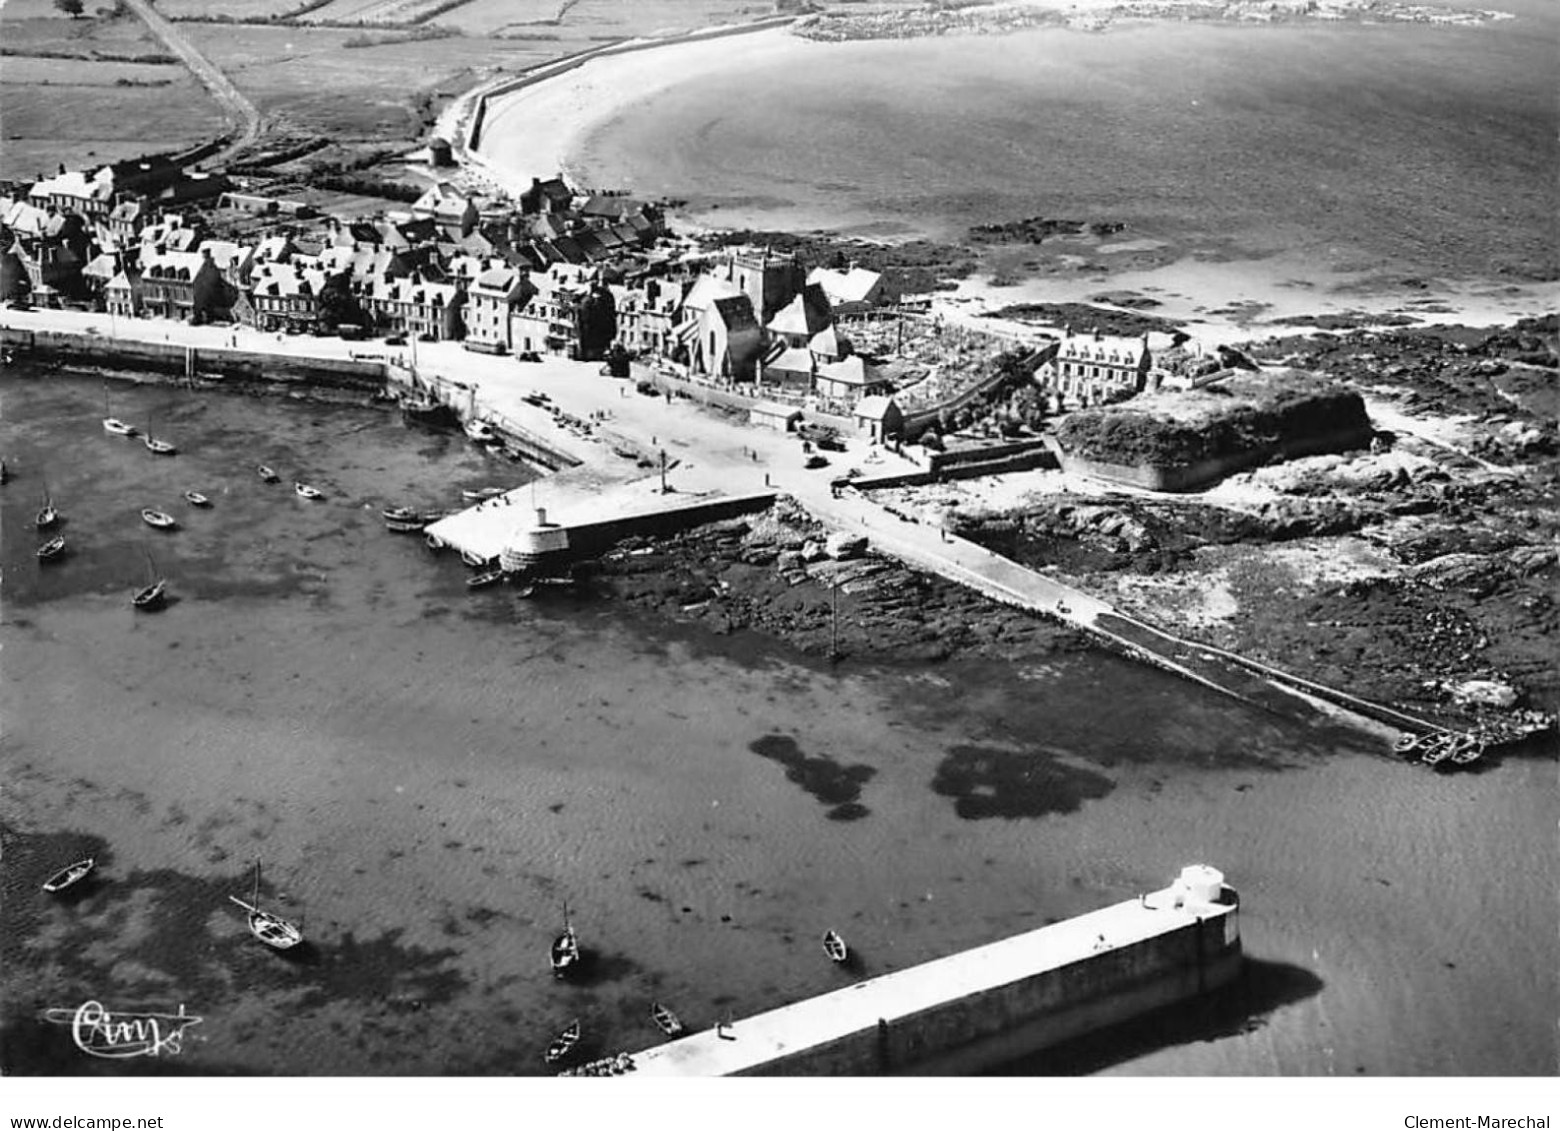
43, 1001, 203, 1059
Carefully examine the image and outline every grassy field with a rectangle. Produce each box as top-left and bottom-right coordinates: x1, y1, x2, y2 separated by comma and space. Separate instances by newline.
152, 0, 308, 19
0, 75, 227, 180
0, 8, 165, 56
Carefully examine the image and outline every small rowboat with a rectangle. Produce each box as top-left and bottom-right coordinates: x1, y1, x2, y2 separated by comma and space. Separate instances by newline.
551, 904, 580, 977
184, 491, 212, 508
1392, 733, 1424, 758
103, 418, 138, 437
466, 569, 506, 589
133, 579, 167, 609
544, 1019, 581, 1065
382, 505, 420, 523
37, 535, 67, 562
42, 857, 96, 894
294, 482, 324, 501
1419, 734, 1455, 767
1450, 736, 1485, 766
461, 549, 488, 569
144, 435, 177, 456
461, 486, 505, 503
141, 508, 178, 530
650, 1002, 684, 1038
257, 465, 280, 483
822, 929, 849, 965
386, 518, 425, 533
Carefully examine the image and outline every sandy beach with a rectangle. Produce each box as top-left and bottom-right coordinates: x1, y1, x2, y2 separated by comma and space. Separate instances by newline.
473, 13, 1557, 338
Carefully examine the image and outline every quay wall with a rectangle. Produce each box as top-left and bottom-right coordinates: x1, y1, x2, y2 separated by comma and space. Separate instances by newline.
753, 907, 1239, 1075
628, 871, 1241, 1077
3, 328, 388, 391
564, 493, 775, 558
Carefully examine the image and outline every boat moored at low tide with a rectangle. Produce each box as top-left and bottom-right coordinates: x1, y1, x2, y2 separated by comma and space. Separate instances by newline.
42, 857, 96, 894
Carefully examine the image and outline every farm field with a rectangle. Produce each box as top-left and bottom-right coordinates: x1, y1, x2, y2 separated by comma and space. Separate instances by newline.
152, 0, 306, 19
0, 78, 226, 180
0, 7, 166, 56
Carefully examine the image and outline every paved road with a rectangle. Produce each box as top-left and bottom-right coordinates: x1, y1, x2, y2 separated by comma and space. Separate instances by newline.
119, 0, 262, 160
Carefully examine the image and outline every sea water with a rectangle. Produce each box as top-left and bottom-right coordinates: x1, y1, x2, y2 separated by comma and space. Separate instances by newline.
1, 367, 1553, 1075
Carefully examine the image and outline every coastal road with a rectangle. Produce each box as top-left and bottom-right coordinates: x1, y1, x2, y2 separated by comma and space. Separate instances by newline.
118, 0, 263, 161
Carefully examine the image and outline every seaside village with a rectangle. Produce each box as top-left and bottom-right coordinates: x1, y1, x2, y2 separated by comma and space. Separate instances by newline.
0, 152, 1229, 452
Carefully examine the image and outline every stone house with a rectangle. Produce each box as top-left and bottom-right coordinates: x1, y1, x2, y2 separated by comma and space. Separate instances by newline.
139, 248, 230, 322
1036, 331, 1152, 407
464, 266, 533, 353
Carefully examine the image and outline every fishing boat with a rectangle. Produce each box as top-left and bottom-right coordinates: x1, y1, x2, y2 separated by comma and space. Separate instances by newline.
36, 534, 67, 562
544, 1019, 581, 1065
103, 385, 137, 436
464, 418, 497, 444
257, 465, 280, 483
550, 903, 580, 977
42, 856, 96, 894
141, 508, 178, 530
461, 486, 505, 503
184, 490, 212, 508
466, 568, 506, 589
228, 861, 303, 951
133, 549, 166, 610
402, 395, 460, 430
650, 1002, 684, 1038
294, 482, 324, 501
383, 505, 420, 523
822, 929, 849, 965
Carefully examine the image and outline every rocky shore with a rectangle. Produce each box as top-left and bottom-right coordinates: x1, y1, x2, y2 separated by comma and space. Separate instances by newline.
590, 499, 1085, 666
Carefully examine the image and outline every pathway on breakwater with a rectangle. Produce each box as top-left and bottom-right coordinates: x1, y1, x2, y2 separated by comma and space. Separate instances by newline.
119, 0, 262, 162
2, 307, 1417, 742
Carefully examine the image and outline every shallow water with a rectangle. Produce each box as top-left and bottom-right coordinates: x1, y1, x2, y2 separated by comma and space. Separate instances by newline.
1, 367, 1553, 1075
571, 18, 1557, 281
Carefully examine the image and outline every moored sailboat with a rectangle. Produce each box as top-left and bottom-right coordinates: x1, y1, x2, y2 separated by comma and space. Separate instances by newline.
228, 861, 303, 951
550, 903, 580, 977
103, 384, 137, 437
133, 548, 166, 610
36, 486, 59, 529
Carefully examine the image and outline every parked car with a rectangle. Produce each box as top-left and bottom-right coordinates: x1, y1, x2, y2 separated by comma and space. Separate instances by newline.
516, 351, 542, 363
804, 454, 829, 470
384, 333, 407, 346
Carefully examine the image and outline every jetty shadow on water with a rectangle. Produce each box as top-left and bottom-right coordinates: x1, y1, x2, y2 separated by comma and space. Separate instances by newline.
986, 956, 1324, 1075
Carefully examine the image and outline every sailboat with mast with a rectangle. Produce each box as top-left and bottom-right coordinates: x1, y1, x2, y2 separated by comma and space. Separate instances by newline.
35, 482, 59, 529
103, 384, 137, 437
550, 901, 580, 977
132, 548, 166, 610
144, 407, 177, 455
228, 860, 303, 951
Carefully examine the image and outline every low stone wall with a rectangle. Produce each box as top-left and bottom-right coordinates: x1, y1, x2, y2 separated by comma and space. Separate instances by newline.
564, 491, 776, 558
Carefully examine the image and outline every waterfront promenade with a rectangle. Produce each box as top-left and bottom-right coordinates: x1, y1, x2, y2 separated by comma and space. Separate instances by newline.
3, 307, 1414, 740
